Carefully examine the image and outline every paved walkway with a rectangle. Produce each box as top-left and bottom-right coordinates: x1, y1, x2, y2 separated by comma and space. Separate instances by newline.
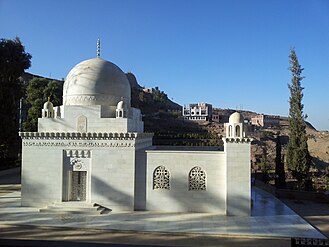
0, 189, 325, 237
0, 168, 326, 246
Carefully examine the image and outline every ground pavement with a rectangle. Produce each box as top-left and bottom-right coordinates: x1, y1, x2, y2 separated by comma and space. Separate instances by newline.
0, 168, 327, 247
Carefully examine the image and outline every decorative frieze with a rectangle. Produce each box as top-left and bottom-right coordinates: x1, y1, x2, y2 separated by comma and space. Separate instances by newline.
22, 140, 135, 148
64, 95, 113, 104
19, 131, 153, 140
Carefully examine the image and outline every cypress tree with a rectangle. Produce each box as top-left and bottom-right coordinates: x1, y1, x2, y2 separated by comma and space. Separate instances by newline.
286, 48, 311, 190
275, 134, 286, 188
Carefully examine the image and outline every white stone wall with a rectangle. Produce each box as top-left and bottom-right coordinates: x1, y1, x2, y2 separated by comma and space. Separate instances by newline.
20, 133, 153, 211
21, 144, 63, 207
224, 139, 251, 216
146, 149, 226, 213
90, 147, 136, 211
38, 105, 143, 133
134, 148, 148, 210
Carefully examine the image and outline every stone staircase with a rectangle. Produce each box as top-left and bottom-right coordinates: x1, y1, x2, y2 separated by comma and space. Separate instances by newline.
39, 201, 112, 215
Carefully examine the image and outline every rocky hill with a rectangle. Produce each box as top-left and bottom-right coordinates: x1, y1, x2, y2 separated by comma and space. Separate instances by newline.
22, 72, 329, 181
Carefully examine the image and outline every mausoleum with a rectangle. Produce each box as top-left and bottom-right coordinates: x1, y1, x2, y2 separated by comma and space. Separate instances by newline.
20, 45, 252, 215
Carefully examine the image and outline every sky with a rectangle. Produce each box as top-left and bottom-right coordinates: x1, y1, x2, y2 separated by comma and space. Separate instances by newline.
1, 0, 328, 130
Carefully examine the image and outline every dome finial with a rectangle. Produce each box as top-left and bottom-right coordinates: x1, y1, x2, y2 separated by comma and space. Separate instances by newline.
97, 38, 101, 58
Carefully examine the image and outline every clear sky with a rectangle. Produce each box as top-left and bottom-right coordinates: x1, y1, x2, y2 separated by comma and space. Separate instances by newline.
1, 0, 328, 130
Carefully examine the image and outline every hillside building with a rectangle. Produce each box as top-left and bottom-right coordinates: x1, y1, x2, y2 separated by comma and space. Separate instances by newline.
182, 103, 212, 121
251, 114, 280, 128
20, 46, 251, 215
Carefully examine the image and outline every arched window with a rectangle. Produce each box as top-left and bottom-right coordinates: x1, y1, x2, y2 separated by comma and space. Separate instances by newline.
119, 111, 123, 117
235, 125, 240, 137
189, 166, 206, 191
153, 166, 170, 190
228, 125, 232, 137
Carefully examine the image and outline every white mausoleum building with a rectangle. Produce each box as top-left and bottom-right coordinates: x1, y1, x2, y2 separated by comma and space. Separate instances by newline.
20, 49, 252, 216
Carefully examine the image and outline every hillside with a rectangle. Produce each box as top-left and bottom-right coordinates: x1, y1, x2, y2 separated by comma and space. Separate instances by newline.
23, 72, 329, 180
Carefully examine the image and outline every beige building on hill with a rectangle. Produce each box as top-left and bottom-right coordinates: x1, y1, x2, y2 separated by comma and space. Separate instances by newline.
251, 114, 280, 128
20, 48, 252, 215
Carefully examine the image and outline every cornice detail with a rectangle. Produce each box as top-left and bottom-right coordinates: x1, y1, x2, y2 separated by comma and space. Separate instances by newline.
19, 132, 153, 140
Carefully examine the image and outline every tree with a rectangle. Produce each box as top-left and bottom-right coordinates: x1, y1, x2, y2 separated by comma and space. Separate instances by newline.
23, 78, 63, 131
286, 48, 311, 190
275, 134, 286, 188
259, 146, 270, 183
0, 37, 31, 163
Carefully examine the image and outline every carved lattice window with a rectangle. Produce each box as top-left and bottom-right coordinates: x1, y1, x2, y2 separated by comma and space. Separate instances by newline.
153, 166, 170, 190
189, 166, 206, 191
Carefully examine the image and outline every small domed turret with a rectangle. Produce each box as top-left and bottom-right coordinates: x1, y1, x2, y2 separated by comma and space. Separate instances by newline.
229, 112, 244, 124
226, 112, 245, 138
42, 97, 54, 118
116, 99, 128, 118
117, 100, 127, 110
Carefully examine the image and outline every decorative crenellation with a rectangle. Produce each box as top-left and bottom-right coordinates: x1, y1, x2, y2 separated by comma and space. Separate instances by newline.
19, 132, 153, 140
65, 149, 91, 158
223, 137, 252, 143
22, 140, 135, 148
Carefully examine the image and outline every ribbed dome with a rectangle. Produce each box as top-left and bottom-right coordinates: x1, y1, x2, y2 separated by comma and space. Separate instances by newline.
63, 58, 131, 106
229, 112, 244, 124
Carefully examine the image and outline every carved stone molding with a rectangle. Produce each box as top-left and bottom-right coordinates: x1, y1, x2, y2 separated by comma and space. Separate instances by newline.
22, 141, 135, 148
19, 132, 153, 140
64, 95, 113, 104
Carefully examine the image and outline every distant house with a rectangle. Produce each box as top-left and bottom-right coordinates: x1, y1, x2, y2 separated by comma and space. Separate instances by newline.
212, 114, 220, 123
183, 103, 212, 121
251, 114, 280, 128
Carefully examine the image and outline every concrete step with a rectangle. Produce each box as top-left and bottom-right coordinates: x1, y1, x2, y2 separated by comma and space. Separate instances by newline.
52, 201, 94, 208
94, 203, 112, 215
39, 202, 112, 215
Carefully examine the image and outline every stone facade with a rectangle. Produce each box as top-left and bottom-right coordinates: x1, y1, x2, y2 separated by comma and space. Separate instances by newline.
20, 55, 251, 215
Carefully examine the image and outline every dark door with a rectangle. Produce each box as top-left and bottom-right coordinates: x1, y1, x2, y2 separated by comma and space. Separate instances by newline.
70, 171, 87, 201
